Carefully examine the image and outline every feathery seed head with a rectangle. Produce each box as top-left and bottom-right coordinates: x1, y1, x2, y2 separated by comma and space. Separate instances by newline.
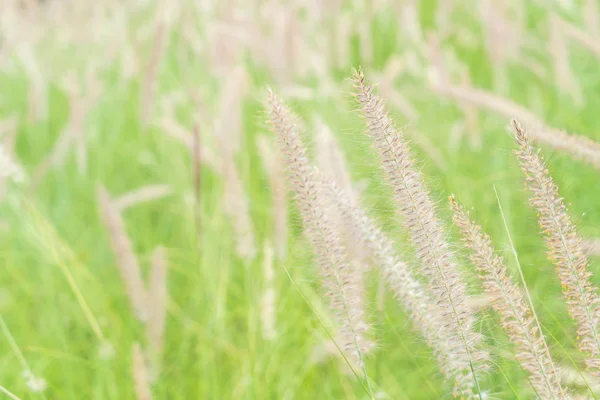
318, 172, 466, 386
266, 90, 372, 368
512, 119, 600, 377
98, 185, 148, 322
354, 71, 489, 397
451, 195, 567, 399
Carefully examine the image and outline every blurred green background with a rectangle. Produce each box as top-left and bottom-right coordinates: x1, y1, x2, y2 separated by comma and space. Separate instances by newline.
1, 0, 600, 398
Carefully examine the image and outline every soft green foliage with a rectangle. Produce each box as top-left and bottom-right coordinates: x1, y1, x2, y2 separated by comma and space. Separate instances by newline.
2, 1, 600, 399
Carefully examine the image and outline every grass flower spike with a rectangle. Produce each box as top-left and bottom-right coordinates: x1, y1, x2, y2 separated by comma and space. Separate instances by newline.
266, 90, 372, 372
353, 68, 488, 398
512, 119, 600, 377
451, 196, 567, 399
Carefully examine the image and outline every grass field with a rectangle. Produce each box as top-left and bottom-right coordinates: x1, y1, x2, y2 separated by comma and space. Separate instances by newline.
2, 0, 600, 399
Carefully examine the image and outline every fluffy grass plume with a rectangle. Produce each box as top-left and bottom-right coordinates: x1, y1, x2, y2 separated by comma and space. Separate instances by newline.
451, 196, 567, 399
513, 119, 600, 377
353, 68, 488, 398
316, 172, 461, 382
314, 121, 369, 268
431, 82, 600, 169
266, 89, 372, 372
98, 185, 148, 322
